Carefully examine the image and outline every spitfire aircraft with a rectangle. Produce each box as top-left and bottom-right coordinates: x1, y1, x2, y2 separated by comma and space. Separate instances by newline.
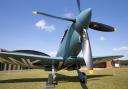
0, 0, 122, 87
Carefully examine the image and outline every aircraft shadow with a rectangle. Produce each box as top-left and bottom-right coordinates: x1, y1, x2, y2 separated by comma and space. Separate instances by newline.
80, 82, 88, 89
56, 73, 113, 82
0, 74, 112, 89
87, 74, 113, 79
0, 74, 112, 83
0, 78, 47, 83
56, 74, 112, 89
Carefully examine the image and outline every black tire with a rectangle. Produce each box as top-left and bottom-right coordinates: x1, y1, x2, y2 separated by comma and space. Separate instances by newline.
47, 74, 53, 84
53, 80, 58, 85
80, 79, 85, 84
55, 81, 58, 85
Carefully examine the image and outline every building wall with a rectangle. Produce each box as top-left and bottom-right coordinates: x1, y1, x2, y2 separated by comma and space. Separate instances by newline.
106, 60, 112, 68
0, 63, 23, 71
94, 62, 106, 68
94, 60, 113, 68
0, 60, 114, 71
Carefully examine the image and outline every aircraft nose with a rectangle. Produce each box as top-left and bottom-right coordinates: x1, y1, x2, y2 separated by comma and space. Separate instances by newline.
76, 8, 92, 29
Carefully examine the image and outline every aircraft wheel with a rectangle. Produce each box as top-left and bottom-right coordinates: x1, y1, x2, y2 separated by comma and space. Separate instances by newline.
53, 80, 58, 85
47, 74, 54, 85
80, 78, 85, 83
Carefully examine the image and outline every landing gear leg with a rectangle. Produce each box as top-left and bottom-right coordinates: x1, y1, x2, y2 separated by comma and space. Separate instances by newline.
46, 65, 58, 89
76, 65, 87, 84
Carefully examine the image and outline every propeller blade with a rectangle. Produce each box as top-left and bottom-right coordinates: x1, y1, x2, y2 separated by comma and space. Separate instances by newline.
76, 0, 81, 13
89, 22, 116, 32
82, 29, 94, 74
32, 11, 75, 22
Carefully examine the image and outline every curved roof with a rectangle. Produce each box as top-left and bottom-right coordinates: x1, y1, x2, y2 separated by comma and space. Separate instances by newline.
12, 50, 50, 56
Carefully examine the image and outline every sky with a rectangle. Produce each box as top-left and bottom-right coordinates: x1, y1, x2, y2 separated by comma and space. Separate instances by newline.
0, 0, 128, 59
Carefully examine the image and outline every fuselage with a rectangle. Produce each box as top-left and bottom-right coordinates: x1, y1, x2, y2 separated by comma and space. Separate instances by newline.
56, 23, 82, 59
56, 8, 92, 59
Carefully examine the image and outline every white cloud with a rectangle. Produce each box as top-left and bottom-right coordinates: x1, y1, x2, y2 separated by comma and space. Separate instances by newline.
118, 56, 128, 60
49, 51, 57, 57
99, 36, 106, 41
113, 46, 128, 59
113, 46, 128, 52
64, 12, 74, 18
35, 20, 56, 32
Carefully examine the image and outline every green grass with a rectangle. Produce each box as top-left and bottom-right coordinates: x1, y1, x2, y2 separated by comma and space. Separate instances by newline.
0, 68, 128, 89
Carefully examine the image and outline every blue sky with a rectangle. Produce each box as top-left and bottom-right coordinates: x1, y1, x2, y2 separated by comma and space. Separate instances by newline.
0, 0, 128, 58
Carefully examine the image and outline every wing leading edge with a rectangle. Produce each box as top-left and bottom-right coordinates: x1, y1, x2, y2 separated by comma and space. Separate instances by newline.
62, 55, 123, 70
0, 52, 63, 69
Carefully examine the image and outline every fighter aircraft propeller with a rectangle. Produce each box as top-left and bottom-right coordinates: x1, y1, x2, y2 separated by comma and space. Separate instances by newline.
32, 0, 116, 74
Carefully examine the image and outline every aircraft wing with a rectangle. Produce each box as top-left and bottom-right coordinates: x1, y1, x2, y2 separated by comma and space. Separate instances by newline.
0, 51, 63, 69
63, 55, 123, 70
